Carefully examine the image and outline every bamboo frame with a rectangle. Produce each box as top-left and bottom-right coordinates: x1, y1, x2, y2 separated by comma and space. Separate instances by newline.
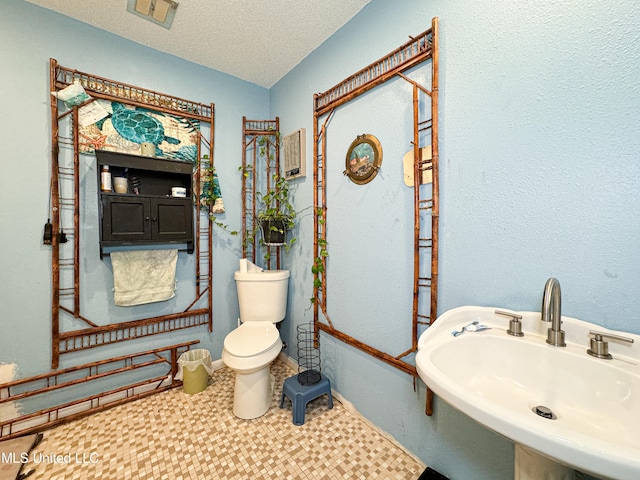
242, 117, 281, 270
0, 341, 198, 441
313, 19, 439, 414
49, 59, 215, 369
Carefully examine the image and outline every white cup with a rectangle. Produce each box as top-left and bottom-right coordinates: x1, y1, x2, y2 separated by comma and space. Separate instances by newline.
113, 177, 128, 194
140, 142, 155, 156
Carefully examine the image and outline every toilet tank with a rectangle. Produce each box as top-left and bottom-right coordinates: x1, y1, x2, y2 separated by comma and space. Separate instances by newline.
235, 270, 290, 323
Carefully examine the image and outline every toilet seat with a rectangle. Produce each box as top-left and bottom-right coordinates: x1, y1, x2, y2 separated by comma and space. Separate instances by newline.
224, 322, 279, 357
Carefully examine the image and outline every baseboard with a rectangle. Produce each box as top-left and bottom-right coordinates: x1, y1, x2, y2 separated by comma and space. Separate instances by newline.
211, 358, 225, 371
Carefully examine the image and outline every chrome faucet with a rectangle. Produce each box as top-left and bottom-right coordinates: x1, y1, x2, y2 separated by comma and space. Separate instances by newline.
541, 277, 566, 347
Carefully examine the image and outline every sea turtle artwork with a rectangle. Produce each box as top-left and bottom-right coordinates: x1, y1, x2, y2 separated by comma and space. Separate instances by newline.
97, 102, 180, 157
80, 100, 198, 161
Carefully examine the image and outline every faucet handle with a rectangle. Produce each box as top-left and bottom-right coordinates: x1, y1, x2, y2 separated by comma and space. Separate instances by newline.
495, 310, 524, 337
587, 330, 635, 360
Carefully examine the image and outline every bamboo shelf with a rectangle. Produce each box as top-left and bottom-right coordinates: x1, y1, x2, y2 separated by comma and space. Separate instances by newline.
242, 117, 281, 270
0, 341, 198, 440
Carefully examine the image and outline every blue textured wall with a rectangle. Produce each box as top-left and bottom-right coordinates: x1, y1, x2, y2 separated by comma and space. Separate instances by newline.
0, 0, 268, 375
1, 0, 639, 478
271, 0, 640, 478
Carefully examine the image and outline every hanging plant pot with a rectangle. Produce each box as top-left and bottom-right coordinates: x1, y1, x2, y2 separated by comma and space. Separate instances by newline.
259, 219, 287, 246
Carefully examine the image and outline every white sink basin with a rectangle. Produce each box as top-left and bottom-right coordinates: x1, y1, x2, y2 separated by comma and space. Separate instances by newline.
416, 306, 640, 480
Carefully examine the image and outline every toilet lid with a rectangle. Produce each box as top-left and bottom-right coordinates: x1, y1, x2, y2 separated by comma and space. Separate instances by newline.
224, 322, 280, 357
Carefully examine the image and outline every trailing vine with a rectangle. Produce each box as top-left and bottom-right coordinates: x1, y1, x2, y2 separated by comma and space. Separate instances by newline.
310, 208, 328, 305
199, 154, 239, 235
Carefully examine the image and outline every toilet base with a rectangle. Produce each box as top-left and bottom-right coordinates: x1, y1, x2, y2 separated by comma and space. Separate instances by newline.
232, 366, 275, 419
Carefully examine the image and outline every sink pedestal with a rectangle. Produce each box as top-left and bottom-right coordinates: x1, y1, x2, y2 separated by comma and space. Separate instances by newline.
515, 444, 577, 480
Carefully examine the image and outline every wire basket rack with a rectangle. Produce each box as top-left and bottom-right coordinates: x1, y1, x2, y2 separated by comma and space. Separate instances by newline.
296, 322, 321, 385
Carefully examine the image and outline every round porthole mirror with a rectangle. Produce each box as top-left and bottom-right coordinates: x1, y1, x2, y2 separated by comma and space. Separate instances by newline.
343, 134, 382, 185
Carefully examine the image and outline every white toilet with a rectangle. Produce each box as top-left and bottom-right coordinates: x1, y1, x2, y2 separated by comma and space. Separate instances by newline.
222, 269, 290, 419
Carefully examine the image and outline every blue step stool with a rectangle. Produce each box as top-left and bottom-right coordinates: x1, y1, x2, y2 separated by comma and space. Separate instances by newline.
279, 372, 333, 426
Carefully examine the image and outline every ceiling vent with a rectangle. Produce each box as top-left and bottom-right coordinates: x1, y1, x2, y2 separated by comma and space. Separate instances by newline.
127, 0, 179, 29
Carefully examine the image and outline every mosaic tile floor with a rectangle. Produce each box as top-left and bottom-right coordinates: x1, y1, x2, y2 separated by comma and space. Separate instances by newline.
24, 358, 425, 479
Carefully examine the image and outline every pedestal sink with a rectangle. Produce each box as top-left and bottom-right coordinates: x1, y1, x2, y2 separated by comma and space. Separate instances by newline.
416, 306, 640, 480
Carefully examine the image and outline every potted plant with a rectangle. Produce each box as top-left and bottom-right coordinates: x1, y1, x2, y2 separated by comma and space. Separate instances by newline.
200, 156, 239, 235
256, 173, 296, 248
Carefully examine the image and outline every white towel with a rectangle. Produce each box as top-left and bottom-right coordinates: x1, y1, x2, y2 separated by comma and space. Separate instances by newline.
111, 250, 178, 306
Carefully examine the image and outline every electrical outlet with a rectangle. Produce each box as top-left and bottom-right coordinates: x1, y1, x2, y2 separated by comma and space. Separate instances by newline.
43, 221, 53, 245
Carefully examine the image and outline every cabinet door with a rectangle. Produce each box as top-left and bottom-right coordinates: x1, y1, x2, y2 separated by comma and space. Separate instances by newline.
152, 198, 194, 243
101, 196, 151, 242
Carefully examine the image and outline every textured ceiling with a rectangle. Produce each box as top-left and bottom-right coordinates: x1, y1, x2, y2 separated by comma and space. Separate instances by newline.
25, 0, 371, 88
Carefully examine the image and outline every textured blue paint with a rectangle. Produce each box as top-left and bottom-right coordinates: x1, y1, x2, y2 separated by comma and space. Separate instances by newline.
271, 0, 640, 478
0, 0, 268, 378
2, 0, 639, 478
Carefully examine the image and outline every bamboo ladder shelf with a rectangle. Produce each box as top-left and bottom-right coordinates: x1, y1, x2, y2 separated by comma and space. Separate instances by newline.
0, 341, 199, 440
49, 59, 215, 364
242, 117, 282, 270
313, 18, 439, 415
4, 60, 219, 440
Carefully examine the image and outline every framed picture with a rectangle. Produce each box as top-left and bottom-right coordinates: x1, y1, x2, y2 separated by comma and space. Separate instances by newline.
344, 134, 382, 185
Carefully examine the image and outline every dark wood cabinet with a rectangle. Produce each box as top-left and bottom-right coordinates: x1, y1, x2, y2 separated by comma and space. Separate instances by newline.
96, 150, 194, 258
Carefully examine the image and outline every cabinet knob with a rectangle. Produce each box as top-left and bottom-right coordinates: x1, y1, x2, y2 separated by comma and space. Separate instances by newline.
152, 217, 158, 222
145, 216, 150, 221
